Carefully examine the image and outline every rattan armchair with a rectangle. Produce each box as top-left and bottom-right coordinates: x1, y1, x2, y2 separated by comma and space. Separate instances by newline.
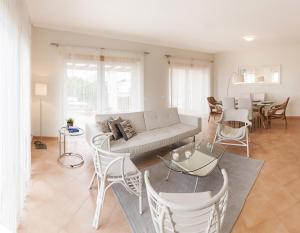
267, 97, 290, 128
207, 97, 222, 122
90, 133, 142, 229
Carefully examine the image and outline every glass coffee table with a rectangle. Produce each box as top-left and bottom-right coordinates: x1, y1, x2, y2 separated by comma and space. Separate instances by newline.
158, 140, 225, 191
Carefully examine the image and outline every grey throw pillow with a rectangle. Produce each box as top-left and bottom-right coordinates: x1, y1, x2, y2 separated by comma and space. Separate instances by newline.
117, 120, 136, 141
108, 117, 123, 140
96, 117, 113, 133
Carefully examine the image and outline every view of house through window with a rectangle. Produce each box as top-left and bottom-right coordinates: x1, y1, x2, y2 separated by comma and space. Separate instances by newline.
65, 62, 98, 127
64, 53, 144, 127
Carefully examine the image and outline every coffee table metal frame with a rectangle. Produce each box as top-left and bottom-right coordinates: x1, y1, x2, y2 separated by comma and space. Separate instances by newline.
58, 127, 84, 168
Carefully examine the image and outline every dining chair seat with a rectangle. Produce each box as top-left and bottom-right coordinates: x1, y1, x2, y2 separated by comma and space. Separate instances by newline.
213, 109, 251, 157
219, 125, 245, 139
274, 109, 285, 115
107, 157, 138, 177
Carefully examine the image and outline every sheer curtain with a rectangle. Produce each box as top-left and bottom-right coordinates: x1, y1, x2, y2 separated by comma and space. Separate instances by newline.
62, 48, 144, 127
0, 0, 31, 232
169, 58, 211, 116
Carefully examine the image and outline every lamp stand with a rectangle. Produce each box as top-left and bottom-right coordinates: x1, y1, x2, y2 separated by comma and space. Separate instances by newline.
226, 75, 232, 97
34, 97, 47, 149
226, 71, 240, 96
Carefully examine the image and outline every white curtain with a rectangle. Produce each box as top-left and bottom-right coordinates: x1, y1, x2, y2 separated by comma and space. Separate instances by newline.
62, 48, 144, 127
169, 58, 211, 116
0, 0, 31, 232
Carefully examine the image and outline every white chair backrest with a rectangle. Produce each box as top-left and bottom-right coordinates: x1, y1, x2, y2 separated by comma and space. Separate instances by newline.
253, 92, 265, 101
91, 134, 128, 178
222, 109, 249, 123
144, 169, 229, 233
239, 93, 251, 99
238, 98, 252, 111
221, 97, 235, 110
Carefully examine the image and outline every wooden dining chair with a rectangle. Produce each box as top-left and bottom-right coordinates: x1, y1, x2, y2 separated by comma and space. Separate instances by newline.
207, 97, 222, 122
267, 97, 290, 128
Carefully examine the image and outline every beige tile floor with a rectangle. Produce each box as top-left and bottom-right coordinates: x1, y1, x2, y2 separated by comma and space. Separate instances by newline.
19, 118, 300, 233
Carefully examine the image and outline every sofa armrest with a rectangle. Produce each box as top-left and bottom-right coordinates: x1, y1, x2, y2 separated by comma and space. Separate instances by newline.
85, 122, 102, 146
179, 114, 202, 130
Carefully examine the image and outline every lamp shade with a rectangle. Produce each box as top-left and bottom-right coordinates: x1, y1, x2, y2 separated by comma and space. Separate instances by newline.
35, 83, 47, 96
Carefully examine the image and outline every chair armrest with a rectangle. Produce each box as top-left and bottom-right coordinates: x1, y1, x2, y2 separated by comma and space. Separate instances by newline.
179, 114, 201, 130
270, 104, 281, 110
246, 120, 252, 127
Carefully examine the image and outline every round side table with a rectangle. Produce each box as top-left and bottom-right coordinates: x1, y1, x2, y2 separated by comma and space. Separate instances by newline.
58, 127, 84, 168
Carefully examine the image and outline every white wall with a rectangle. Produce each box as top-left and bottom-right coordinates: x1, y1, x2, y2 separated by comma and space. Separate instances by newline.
32, 27, 213, 137
214, 45, 300, 116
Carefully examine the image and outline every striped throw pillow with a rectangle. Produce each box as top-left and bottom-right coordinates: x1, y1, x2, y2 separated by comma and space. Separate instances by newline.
117, 120, 136, 141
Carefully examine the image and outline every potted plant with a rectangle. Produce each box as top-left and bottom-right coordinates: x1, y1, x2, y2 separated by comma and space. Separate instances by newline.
66, 118, 74, 128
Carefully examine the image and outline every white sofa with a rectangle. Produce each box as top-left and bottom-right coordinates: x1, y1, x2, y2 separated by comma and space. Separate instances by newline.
85, 108, 201, 156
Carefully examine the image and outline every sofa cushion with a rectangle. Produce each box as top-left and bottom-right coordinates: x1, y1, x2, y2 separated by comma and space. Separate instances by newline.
96, 117, 113, 133
95, 112, 146, 133
144, 108, 180, 130
117, 120, 136, 141
110, 123, 200, 155
108, 117, 123, 140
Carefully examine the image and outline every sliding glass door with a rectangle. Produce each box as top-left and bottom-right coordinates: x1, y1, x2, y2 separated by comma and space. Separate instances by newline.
64, 53, 144, 127
169, 60, 211, 116
65, 61, 98, 126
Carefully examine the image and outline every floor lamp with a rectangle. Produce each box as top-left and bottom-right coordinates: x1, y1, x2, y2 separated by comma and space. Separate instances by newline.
34, 83, 47, 149
226, 72, 244, 96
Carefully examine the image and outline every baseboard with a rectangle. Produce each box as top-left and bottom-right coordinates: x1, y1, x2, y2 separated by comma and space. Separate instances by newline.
287, 116, 300, 119
32, 136, 58, 141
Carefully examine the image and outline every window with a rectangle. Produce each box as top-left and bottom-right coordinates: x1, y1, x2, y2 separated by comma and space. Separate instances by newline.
169, 59, 211, 116
64, 52, 144, 127
65, 61, 98, 126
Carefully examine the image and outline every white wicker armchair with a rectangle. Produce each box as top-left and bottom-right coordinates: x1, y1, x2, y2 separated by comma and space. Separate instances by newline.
90, 133, 143, 229
213, 109, 251, 157
144, 169, 228, 233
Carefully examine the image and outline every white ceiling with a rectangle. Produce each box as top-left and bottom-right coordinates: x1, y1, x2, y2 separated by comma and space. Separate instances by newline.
26, 0, 300, 53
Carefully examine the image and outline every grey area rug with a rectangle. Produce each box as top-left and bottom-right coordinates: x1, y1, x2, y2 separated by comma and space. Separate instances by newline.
112, 152, 264, 233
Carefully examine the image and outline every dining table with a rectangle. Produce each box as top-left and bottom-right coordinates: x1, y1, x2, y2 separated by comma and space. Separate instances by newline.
217, 100, 275, 129
252, 100, 274, 128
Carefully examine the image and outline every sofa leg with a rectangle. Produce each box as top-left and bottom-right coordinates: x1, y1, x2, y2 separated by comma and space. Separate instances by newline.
193, 136, 196, 142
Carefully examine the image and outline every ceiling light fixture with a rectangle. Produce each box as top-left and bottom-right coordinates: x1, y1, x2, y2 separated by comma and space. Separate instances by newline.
243, 35, 256, 42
